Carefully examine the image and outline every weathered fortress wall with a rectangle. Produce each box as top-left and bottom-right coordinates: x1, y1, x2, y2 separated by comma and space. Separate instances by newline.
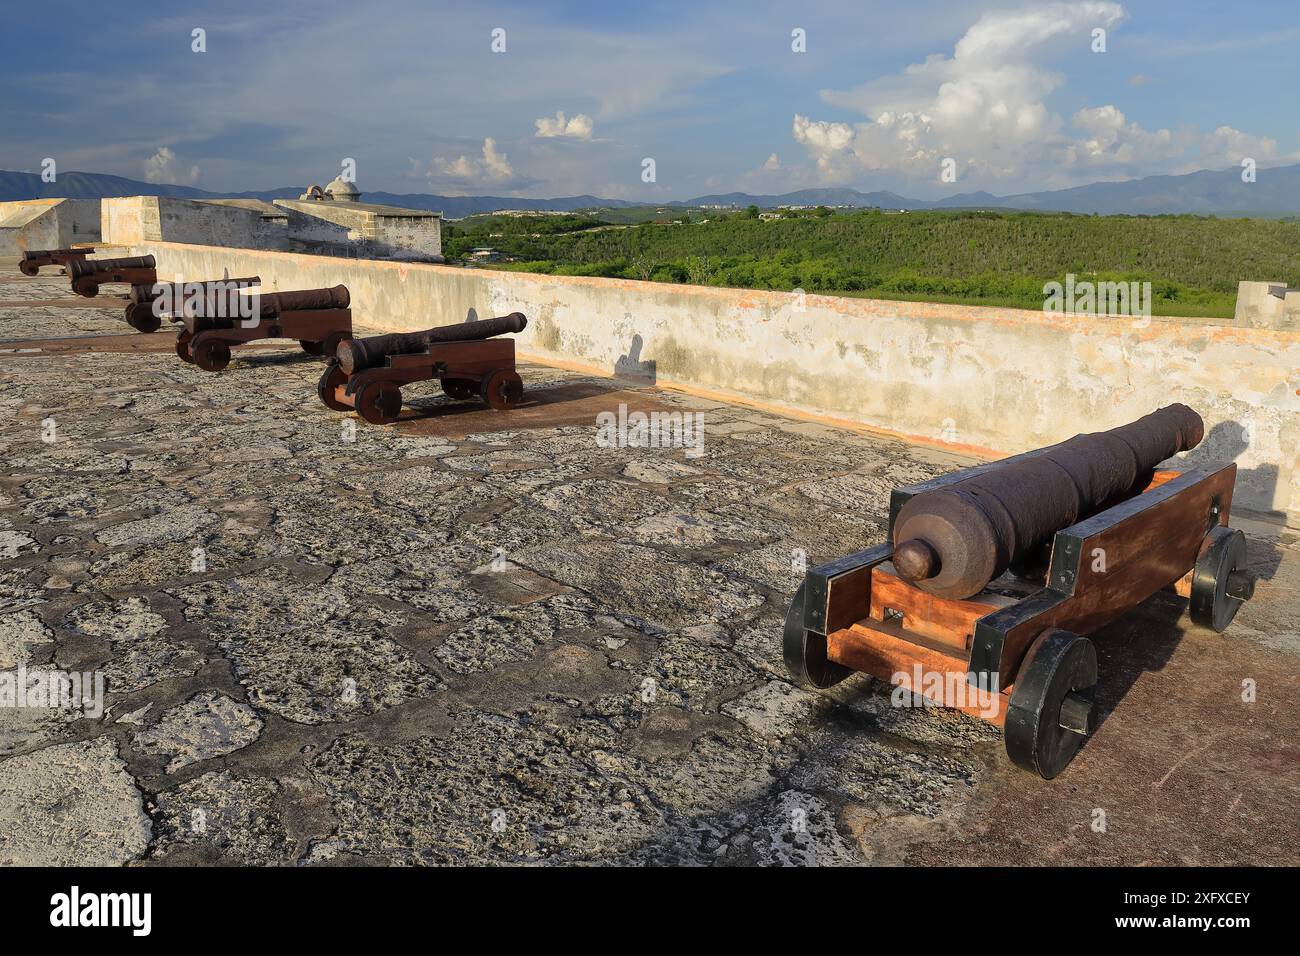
0, 198, 100, 254
101, 195, 441, 260
124, 240, 1300, 522
274, 200, 442, 260
1236, 280, 1300, 330
103, 196, 287, 250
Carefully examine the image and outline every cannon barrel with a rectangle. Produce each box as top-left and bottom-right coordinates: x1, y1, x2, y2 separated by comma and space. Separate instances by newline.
68, 254, 156, 280
23, 248, 91, 259
22, 248, 94, 274
336, 312, 527, 374
892, 404, 1205, 600
258, 284, 350, 317
183, 284, 350, 326
132, 276, 261, 305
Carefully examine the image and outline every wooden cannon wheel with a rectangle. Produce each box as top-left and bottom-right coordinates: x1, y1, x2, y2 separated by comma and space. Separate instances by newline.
322, 330, 352, 359
175, 330, 195, 363
356, 380, 403, 425
441, 378, 477, 400
301, 331, 350, 357
317, 363, 350, 411
1004, 628, 1097, 779
1190, 526, 1252, 633
192, 338, 232, 373
782, 583, 852, 690
125, 304, 161, 334
480, 369, 524, 410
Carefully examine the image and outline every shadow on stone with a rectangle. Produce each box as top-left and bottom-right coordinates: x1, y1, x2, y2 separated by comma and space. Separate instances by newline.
615, 333, 656, 385
1181, 419, 1283, 580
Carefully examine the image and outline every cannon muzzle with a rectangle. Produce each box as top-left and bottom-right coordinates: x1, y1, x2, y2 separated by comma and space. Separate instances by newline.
337, 312, 527, 374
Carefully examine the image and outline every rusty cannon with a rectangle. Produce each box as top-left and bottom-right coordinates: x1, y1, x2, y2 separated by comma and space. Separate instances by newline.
319, 312, 527, 424
176, 284, 353, 372
892, 404, 1207, 600
19, 248, 96, 276
125, 276, 261, 333
783, 404, 1254, 779
68, 255, 157, 298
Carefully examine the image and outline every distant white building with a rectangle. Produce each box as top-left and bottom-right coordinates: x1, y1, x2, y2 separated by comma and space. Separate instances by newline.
277, 175, 442, 261
87, 173, 443, 261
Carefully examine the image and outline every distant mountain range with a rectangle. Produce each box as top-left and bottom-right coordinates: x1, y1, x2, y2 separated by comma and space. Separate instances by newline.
684, 164, 1300, 217
3, 163, 1298, 218
0, 171, 640, 219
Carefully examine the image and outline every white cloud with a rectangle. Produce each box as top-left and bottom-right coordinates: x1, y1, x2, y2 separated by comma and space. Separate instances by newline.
733, 149, 823, 194
534, 111, 594, 140
952, 3, 1122, 61
481, 138, 513, 178
792, 2, 1290, 188
9, 0, 1291, 199
1199, 125, 1281, 168
431, 137, 515, 183
797, 2, 1128, 183
1070, 105, 1181, 165
142, 146, 199, 185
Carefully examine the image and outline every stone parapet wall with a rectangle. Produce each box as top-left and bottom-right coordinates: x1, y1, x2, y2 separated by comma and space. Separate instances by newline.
125, 241, 1300, 522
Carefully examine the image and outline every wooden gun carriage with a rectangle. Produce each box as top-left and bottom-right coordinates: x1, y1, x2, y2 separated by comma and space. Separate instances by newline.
19, 248, 95, 276
317, 313, 527, 425
784, 406, 1254, 779
175, 284, 353, 372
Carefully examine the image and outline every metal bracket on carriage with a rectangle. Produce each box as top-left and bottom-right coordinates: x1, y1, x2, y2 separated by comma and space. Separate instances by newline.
124, 276, 262, 333
19, 248, 96, 276
67, 255, 158, 298
175, 284, 354, 372
317, 312, 528, 424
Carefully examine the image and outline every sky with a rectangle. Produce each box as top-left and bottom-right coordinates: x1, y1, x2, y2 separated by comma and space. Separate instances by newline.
1, 0, 1296, 200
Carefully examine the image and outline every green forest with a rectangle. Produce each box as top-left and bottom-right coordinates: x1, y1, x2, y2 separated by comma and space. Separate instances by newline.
443, 208, 1300, 317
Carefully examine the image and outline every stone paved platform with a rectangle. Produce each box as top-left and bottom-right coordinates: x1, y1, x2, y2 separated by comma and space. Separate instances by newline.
1, 259, 1296, 866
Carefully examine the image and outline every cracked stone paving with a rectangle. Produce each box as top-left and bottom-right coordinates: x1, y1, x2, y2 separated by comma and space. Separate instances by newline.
1, 260, 1297, 866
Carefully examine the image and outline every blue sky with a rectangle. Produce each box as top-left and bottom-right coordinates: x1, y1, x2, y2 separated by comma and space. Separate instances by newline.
1, 0, 1295, 199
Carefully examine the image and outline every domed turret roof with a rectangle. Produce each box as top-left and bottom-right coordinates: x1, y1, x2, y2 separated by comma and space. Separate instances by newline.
324, 176, 361, 201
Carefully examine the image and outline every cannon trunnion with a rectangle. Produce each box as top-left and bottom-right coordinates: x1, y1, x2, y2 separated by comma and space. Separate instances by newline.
783, 407, 1254, 780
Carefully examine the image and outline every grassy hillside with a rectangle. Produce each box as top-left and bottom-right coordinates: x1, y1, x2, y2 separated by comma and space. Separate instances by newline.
445, 209, 1300, 317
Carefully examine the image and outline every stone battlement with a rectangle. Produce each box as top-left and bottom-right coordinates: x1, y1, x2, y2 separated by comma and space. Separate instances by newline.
120, 240, 1300, 523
